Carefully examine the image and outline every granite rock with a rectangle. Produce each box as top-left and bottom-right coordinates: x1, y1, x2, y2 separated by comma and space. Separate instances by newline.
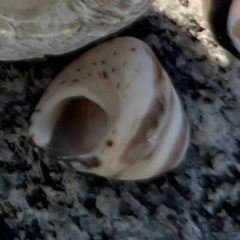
1, 0, 240, 239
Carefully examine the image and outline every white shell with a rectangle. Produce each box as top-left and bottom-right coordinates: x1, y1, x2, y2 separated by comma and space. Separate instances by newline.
0, 0, 152, 60
227, 0, 240, 53
28, 37, 189, 180
201, 0, 211, 21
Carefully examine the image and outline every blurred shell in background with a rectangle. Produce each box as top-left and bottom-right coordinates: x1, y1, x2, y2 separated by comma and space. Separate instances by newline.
202, 0, 240, 59
0, 0, 152, 61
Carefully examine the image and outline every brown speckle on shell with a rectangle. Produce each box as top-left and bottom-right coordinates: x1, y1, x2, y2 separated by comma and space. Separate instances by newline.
60, 80, 66, 85
106, 140, 113, 147
71, 79, 79, 83
103, 71, 108, 78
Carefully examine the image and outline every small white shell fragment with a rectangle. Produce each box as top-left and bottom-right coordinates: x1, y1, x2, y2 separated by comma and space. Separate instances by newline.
227, 0, 240, 53
28, 37, 189, 180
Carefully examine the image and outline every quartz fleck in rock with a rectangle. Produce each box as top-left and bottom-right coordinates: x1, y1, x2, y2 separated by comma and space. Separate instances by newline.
56, 223, 90, 240
95, 188, 119, 217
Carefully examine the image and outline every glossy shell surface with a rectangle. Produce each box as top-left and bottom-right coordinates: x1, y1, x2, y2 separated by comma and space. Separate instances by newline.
28, 37, 189, 180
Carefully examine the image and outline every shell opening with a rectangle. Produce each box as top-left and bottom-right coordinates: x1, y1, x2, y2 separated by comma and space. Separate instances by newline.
47, 96, 108, 157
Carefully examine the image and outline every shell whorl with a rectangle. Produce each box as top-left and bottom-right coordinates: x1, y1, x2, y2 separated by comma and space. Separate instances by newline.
28, 37, 189, 180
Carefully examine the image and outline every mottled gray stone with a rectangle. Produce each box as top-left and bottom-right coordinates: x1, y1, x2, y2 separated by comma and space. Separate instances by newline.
155, 204, 177, 220
0, 142, 14, 163
95, 188, 120, 217
120, 191, 148, 218
28, 162, 43, 181
222, 109, 240, 126
79, 215, 102, 235
181, 222, 202, 240
56, 223, 90, 240
0, 173, 11, 198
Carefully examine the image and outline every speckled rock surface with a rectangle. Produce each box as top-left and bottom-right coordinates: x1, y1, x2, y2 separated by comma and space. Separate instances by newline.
1, 0, 240, 239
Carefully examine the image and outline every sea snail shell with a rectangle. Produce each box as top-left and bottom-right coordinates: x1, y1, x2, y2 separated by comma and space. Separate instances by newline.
28, 37, 189, 180
202, 0, 240, 59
